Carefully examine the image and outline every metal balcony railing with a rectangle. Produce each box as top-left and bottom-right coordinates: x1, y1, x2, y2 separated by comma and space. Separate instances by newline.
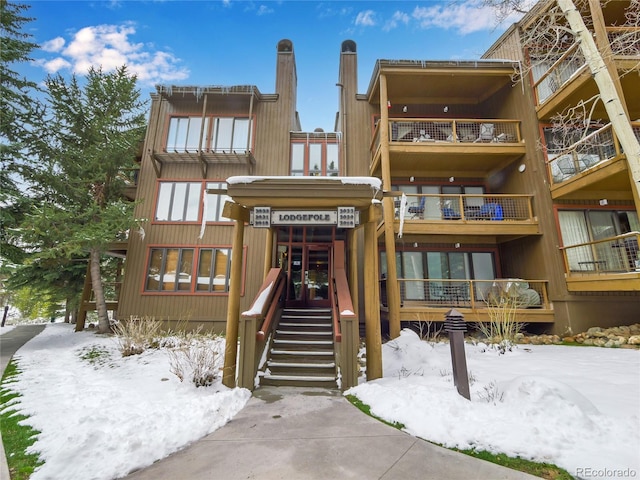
390, 194, 535, 222
561, 232, 640, 275
547, 123, 640, 185
394, 278, 550, 310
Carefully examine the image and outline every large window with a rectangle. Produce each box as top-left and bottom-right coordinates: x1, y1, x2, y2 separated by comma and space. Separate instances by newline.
558, 209, 639, 270
166, 116, 252, 153
381, 250, 496, 300
166, 117, 210, 152
154, 181, 231, 223
145, 247, 232, 293
290, 142, 340, 176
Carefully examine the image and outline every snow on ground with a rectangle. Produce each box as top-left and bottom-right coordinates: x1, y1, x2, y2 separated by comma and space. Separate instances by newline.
346, 329, 640, 479
1, 324, 250, 480
1, 324, 638, 480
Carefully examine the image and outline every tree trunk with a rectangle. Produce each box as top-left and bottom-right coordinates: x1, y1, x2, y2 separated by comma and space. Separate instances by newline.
556, 0, 640, 215
89, 247, 110, 333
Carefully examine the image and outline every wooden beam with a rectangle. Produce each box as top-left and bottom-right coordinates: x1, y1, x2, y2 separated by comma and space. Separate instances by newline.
222, 201, 250, 223
222, 217, 246, 388
364, 205, 383, 381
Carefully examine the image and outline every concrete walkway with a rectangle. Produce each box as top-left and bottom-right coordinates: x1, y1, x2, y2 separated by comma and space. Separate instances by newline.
1, 324, 47, 480
124, 386, 538, 480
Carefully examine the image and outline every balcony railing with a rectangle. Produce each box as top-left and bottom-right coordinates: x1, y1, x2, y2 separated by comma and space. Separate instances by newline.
389, 118, 521, 144
531, 43, 587, 105
369, 118, 522, 158
548, 122, 640, 185
394, 278, 550, 310
561, 232, 640, 275
391, 193, 535, 222
606, 26, 640, 58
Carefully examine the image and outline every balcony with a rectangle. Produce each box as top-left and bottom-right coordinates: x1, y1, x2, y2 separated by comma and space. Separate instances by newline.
547, 123, 639, 200
561, 232, 640, 291
118, 167, 140, 201
381, 278, 553, 324
381, 193, 540, 242
369, 118, 526, 177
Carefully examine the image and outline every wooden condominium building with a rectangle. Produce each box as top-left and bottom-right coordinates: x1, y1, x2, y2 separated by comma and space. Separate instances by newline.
108, 0, 639, 390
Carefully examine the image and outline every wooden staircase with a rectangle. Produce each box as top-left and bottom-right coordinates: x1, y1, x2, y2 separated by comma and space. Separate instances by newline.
261, 308, 338, 388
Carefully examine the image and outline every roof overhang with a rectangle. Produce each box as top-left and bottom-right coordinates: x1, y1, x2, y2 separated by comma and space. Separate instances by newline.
226, 176, 383, 210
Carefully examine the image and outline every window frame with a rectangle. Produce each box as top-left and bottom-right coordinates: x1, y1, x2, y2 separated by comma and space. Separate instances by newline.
165, 115, 254, 154
142, 245, 245, 295
289, 140, 341, 176
153, 180, 233, 225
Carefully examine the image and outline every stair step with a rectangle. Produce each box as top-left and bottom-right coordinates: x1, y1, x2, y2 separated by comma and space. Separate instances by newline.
279, 322, 331, 328
270, 349, 334, 356
276, 330, 332, 336
263, 374, 336, 382
273, 339, 333, 345
267, 361, 336, 368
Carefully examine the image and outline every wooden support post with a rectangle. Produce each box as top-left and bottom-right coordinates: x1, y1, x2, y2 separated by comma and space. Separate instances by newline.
364, 205, 383, 381
222, 202, 248, 388
263, 228, 273, 280
379, 73, 401, 339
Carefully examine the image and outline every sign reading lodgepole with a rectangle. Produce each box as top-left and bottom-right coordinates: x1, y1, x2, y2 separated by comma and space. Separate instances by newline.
250, 207, 359, 228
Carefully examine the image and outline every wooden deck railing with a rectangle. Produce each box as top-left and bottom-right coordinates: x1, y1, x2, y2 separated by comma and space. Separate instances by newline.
561, 232, 640, 275
531, 43, 587, 105
390, 193, 535, 222
547, 122, 640, 185
369, 117, 522, 160
393, 278, 550, 310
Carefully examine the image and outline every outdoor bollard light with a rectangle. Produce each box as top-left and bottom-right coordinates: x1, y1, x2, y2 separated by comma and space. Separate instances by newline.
444, 309, 471, 400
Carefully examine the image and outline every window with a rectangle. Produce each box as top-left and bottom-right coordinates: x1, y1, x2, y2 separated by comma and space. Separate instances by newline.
145, 247, 232, 293
558, 209, 639, 271
381, 250, 496, 302
166, 116, 252, 153
211, 117, 251, 153
155, 181, 232, 223
166, 117, 209, 152
205, 182, 231, 222
156, 182, 201, 221
290, 141, 340, 176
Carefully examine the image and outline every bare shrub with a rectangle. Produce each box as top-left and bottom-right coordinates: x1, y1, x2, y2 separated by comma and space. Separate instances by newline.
167, 340, 221, 387
113, 316, 163, 356
476, 288, 526, 351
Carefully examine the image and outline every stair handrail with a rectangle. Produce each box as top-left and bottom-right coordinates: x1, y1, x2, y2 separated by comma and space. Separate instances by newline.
332, 268, 356, 343
249, 268, 286, 342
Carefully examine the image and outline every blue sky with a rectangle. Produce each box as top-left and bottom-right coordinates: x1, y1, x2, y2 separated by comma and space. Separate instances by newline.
22, 0, 526, 132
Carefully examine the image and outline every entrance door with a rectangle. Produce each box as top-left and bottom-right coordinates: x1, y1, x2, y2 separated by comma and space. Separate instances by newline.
305, 246, 331, 307
287, 245, 331, 307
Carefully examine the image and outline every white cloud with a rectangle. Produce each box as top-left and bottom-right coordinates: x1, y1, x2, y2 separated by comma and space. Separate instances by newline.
355, 10, 376, 27
381, 0, 528, 36
256, 5, 273, 15
41, 37, 65, 53
383, 11, 410, 32
38, 23, 189, 85
41, 57, 72, 73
